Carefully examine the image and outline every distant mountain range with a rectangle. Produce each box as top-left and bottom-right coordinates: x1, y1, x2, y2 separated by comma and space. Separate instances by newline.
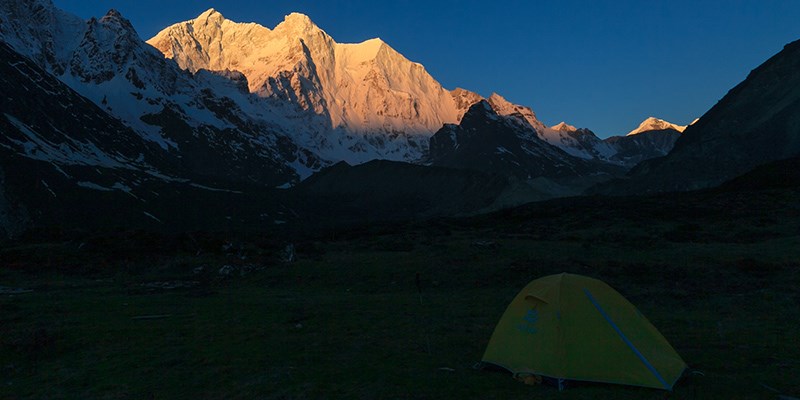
1, 0, 797, 236
146, 8, 683, 168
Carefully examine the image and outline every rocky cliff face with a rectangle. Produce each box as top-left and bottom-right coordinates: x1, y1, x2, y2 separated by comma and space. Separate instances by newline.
0, 0, 85, 74
148, 10, 483, 162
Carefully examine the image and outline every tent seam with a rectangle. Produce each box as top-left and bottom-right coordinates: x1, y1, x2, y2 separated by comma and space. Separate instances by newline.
582, 287, 671, 390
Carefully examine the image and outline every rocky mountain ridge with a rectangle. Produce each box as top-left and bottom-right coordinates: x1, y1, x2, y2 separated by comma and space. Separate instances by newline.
147, 9, 482, 163
627, 117, 688, 136
477, 93, 684, 167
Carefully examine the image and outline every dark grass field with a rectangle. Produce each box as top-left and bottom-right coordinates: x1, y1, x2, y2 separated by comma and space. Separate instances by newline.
1, 187, 799, 399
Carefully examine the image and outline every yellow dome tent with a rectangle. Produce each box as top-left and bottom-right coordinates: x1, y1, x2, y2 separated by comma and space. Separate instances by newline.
481, 273, 687, 390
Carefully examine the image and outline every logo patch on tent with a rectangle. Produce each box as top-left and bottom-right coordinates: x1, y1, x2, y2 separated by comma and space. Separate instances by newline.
517, 309, 539, 334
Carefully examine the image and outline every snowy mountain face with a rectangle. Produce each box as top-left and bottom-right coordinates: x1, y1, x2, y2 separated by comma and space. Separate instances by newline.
0, 0, 321, 187
486, 93, 547, 133
605, 128, 681, 166
0, 40, 168, 174
479, 95, 681, 168
627, 117, 687, 136
530, 117, 685, 168
482, 94, 619, 164
0, 35, 311, 234
0, 0, 84, 74
0, 38, 177, 235
483, 94, 678, 166
148, 9, 482, 163
598, 117, 684, 167
542, 125, 618, 162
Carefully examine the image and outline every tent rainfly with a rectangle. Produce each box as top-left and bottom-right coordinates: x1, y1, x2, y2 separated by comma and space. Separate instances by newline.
481, 273, 687, 390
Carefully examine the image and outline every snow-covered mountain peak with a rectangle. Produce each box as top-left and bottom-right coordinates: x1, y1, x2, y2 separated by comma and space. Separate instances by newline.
487, 93, 512, 108
450, 87, 483, 116
336, 37, 386, 64
96, 8, 138, 37
197, 8, 222, 19
551, 122, 578, 132
193, 8, 227, 27
486, 93, 527, 115
486, 92, 547, 133
282, 12, 315, 27
627, 117, 687, 136
101, 8, 124, 20
452, 87, 480, 100
146, 10, 484, 163
273, 12, 325, 37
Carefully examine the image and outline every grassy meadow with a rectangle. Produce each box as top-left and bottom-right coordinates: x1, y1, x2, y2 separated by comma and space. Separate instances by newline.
1, 188, 799, 399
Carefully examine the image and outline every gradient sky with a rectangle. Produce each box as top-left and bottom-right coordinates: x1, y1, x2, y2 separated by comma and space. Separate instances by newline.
51, 0, 800, 137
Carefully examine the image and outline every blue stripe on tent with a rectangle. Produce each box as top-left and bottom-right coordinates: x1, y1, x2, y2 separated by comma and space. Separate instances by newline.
583, 288, 671, 390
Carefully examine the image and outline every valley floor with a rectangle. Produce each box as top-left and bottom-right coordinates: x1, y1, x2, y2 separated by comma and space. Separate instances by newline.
1, 187, 799, 399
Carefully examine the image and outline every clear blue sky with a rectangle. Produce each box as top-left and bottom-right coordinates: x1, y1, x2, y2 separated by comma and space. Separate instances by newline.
52, 0, 800, 137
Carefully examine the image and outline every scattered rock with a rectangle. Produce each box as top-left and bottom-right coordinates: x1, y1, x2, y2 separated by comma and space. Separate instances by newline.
140, 281, 199, 290
218, 265, 236, 276
192, 266, 205, 275
221, 241, 247, 259
217, 264, 265, 277
131, 314, 173, 320
471, 240, 499, 249
0, 286, 33, 295
280, 243, 296, 263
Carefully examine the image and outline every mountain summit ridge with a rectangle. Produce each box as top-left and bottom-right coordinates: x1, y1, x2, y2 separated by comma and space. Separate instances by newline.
147, 9, 481, 162
627, 117, 687, 136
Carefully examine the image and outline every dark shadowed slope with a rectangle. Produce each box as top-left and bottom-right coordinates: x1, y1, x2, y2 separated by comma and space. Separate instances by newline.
292, 160, 510, 225
599, 39, 800, 194
604, 129, 682, 167
429, 101, 623, 180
